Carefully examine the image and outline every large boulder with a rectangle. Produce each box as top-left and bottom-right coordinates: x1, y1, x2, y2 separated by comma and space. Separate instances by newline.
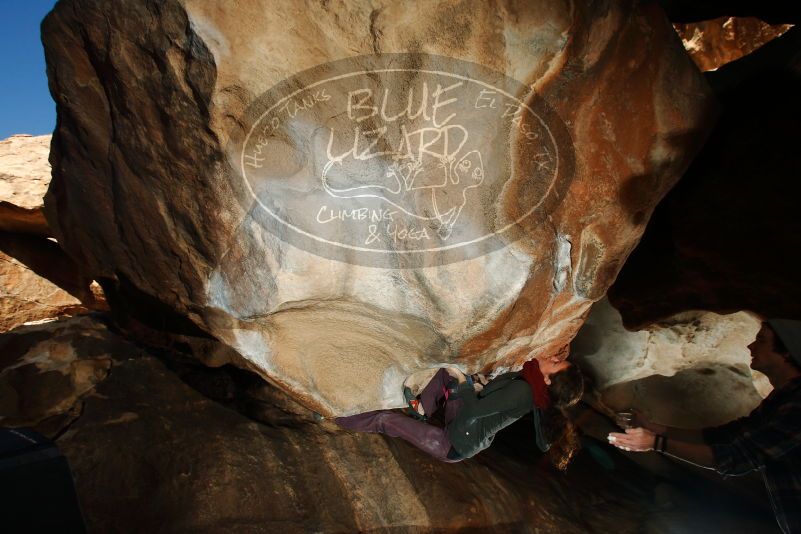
0, 231, 109, 332
0, 134, 107, 330
0, 247, 86, 332
0, 134, 52, 235
571, 298, 767, 429
0, 315, 113, 426
42, 0, 714, 415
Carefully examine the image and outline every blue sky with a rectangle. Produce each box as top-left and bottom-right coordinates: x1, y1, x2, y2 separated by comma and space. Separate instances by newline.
0, 1, 59, 139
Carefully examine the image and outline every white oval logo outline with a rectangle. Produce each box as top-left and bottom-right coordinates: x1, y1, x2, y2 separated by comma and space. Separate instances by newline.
240, 67, 561, 255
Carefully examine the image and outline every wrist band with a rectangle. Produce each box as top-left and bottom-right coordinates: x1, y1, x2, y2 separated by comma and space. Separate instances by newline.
653, 434, 667, 453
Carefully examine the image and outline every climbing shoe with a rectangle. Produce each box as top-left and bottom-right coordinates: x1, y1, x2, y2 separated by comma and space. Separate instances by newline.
402, 386, 427, 422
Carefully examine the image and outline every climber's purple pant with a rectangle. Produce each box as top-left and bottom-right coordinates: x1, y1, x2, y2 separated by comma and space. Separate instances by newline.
335, 368, 464, 463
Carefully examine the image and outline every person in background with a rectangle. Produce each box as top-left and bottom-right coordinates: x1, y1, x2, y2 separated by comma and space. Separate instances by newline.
607, 319, 801, 534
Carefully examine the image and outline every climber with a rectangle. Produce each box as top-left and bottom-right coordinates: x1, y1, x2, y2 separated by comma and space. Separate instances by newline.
607, 319, 801, 534
335, 353, 585, 469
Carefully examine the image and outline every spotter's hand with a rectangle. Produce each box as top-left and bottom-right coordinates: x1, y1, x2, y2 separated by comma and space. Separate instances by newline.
607, 427, 656, 452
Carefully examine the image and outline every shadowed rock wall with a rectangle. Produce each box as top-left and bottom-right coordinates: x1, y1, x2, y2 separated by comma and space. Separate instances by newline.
1, 316, 779, 533
609, 26, 801, 328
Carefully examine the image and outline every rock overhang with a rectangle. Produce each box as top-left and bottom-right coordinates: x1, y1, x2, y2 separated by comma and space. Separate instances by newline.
42, 0, 715, 415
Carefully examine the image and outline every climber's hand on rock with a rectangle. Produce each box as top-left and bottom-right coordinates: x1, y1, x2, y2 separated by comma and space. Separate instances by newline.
446, 367, 467, 383
606, 427, 656, 452
472, 373, 488, 386
473, 382, 484, 393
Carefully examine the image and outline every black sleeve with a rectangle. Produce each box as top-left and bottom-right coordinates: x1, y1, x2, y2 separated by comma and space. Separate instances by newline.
478, 372, 521, 398
703, 416, 750, 443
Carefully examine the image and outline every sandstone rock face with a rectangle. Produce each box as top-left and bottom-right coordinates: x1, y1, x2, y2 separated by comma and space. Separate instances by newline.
1, 316, 778, 533
0, 230, 108, 332
0, 134, 52, 235
0, 315, 112, 426
0, 248, 86, 332
42, 0, 713, 415
675, 17, 793, 71
0, 133, 107, 330
601, 364, 764, 429
571, 298, 768, 429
